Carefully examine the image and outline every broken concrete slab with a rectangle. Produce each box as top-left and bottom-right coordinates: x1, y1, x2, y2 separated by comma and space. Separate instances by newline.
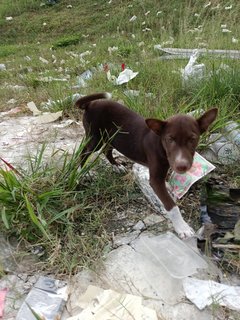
0, 115, 84, 168
143, 213, 165, 227
0, 235, 38, 273
132, 220, 145, 230
112, 230, 140, 248
0, 235, 17, 273
0, 274, 38, 320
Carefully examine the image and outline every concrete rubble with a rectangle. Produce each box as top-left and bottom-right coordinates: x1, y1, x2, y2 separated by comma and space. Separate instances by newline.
0, 108, 84, 169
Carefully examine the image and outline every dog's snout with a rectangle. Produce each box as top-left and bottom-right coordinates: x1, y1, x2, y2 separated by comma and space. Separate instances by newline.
175, 162, 189, 173
174, 151, 191, 173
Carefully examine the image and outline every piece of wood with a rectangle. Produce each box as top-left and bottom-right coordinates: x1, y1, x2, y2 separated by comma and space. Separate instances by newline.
212, 243, 240, 250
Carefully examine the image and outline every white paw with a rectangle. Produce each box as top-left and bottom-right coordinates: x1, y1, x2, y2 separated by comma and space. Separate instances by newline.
166, 206, 195, 239
175, 221, 195, 239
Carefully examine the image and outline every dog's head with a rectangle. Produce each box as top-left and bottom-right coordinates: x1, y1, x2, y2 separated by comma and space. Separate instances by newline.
146, 108, 218, 174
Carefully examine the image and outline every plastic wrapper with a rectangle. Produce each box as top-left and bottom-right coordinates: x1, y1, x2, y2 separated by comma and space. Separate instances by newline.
168, 152, 215, 199
16, 276, 67, 320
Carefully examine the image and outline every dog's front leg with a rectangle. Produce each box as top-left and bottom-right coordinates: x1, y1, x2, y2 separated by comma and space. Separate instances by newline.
149, 174, 194, 239
166, 206, 195, 239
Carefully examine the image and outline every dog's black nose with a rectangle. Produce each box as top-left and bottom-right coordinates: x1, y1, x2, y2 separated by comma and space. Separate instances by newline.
175, 164, 188, 173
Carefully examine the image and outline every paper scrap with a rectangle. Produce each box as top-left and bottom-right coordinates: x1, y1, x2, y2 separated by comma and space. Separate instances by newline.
67, 285, 158, 320
27, 101, 41, 116
35, 111, 63, 124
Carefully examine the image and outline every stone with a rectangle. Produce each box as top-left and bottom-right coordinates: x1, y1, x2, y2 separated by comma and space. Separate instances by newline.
132, 220, 145, 230
143, 214, 165, 227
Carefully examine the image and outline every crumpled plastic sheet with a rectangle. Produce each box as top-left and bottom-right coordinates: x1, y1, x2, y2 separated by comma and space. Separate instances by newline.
106, 68, 139, 85
181, 49, 205, 84
116, 68, 138, 85
183, 278, 240, 311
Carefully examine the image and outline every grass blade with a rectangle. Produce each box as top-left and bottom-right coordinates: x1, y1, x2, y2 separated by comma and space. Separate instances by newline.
24, 194, 51, 241
1, 207, 9, 229
26, 303, 45, 320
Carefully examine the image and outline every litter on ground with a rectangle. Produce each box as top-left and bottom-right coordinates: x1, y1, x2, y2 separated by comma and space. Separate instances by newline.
183, 278, 240, 311
155, 47, 240, 59
67, 285, 158, 320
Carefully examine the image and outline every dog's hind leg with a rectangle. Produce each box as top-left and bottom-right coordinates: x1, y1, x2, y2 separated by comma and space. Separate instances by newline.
80, 136, 103, 167
105, 146, 127, 173
105, 146, 118, 165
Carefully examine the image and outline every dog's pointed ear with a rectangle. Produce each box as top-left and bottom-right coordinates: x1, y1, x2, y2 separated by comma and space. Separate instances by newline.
146, 118, 167, 135
197, 108, 218, 134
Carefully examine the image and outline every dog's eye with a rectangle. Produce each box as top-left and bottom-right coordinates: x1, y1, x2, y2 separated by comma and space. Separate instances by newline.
189, 136, 197, 143
168, 136, 175, 143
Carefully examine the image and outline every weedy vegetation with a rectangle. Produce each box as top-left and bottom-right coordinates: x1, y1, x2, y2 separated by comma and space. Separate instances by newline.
0, 0, 239, 275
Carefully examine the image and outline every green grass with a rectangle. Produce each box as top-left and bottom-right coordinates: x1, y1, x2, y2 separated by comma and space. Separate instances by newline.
0, 143, 140, 274
0, 0, 239, 275
0, 0, 239, 115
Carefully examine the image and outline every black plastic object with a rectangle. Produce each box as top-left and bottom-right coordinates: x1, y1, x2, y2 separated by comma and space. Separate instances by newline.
204, 184, 240, 230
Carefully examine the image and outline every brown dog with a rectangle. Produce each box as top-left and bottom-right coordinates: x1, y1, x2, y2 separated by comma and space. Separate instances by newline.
76, 93, 218, 238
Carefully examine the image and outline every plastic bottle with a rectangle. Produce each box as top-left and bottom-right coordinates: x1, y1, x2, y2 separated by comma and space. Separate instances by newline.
223, 121, 240, 147
211, 141, 240, 165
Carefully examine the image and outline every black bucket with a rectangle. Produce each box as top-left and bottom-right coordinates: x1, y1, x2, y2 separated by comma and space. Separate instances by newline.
204, 184, 240, 230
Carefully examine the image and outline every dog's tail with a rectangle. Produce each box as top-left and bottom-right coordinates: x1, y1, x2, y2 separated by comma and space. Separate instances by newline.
75, 92, 112, 110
